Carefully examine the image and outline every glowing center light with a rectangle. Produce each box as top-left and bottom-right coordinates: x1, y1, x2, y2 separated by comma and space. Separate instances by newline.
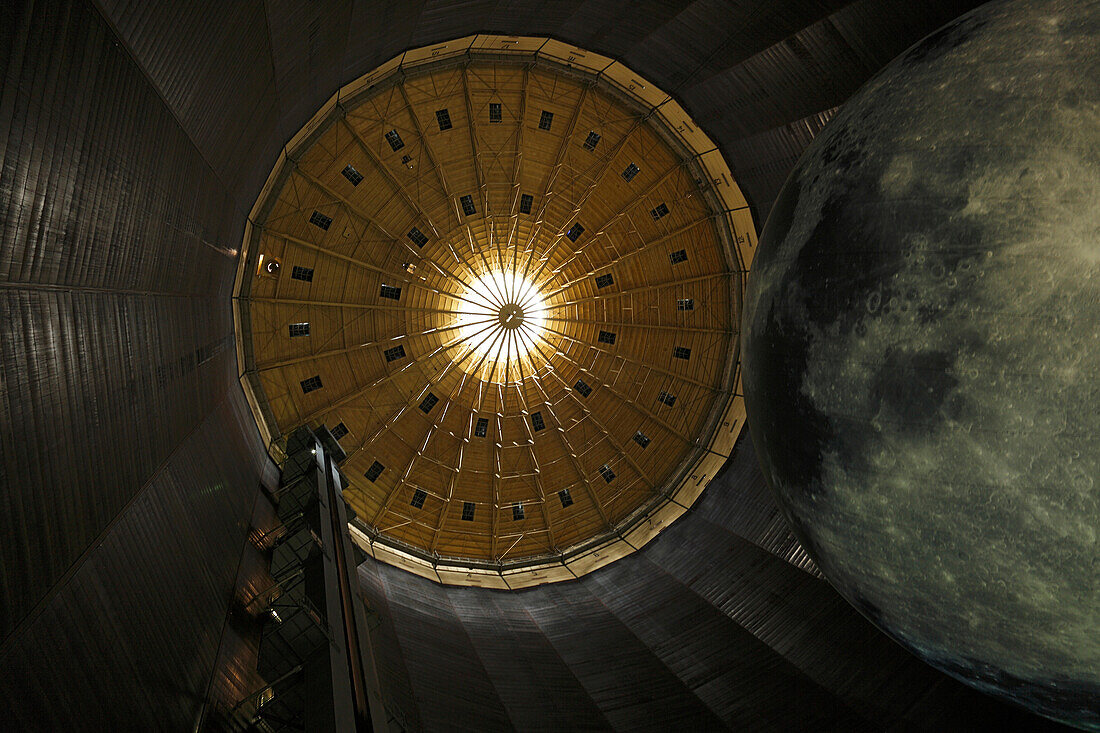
454, 270, 547, 370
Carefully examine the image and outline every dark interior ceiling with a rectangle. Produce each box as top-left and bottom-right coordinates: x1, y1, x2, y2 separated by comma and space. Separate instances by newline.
0, 0, 1070, 729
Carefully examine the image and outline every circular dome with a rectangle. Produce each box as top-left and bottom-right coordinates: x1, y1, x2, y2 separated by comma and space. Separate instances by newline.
235, 36, 758, 587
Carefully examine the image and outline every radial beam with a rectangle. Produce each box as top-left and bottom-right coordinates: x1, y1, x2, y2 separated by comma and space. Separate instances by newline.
537, 215, 716, 302
520, 329, 657, 495
538, 320, 726, 394
515, 338, 614, 530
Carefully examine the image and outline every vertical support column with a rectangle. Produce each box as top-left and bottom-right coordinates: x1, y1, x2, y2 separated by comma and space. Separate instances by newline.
250, 426, 389, 732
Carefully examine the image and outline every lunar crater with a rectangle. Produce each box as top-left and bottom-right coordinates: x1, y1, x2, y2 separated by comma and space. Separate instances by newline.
743, 1, 1100, 728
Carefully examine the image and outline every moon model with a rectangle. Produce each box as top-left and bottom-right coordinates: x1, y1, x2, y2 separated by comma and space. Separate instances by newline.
741, 0, 1099, 728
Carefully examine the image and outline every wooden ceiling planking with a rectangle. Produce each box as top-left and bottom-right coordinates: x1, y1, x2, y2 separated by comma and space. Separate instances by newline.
239, 40, 748, 577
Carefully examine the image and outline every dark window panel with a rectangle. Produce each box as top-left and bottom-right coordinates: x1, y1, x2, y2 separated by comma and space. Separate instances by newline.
598, 330, 616, 345
461, 501, 476, 521
380, 284, 402, 300
669, 249, 688, 264
411, 489, 427, 509
658, 391, 676, 407
538, 110, 553, 130
582, 131, 601, 151
674, 346, 691, 360
599, 464, 616, 483
622, 162, 640, 182
365, 461, 385, 482
474, 417, 489, 438
574, 379, 592, 397
594, 273, 614, 288
309, 210, 332, 230
342, 164, 364, 186
677, 298, 694, 311
384, 129, 404, 151
419, 392, 439, 413
530, 412, 545, 432
384, 345, 406, 362
435, 108, 452, 130
633, 431, 650, 449
512, 503, 525, 521
330, 422, 349, 441
565, 223, 584, 242
519, 193, 533, 214
460, 195, 476, 216
489, 102, 502, 123
291, 265, 314, 282
408, 227, 429, 248
651, 202, 669, 220
288, 322, 310, 338
301, 375, 323, 393
558, 489, 573, 507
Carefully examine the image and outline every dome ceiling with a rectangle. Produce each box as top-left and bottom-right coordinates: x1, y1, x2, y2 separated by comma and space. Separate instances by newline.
236, 36, 758, 586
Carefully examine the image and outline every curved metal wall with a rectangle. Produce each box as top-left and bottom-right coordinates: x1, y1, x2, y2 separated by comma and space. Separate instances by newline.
1, 0, 276, 728
1, 0, 1069, 730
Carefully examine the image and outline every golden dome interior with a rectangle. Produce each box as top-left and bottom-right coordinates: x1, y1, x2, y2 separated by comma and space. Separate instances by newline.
236, 36, 758, 587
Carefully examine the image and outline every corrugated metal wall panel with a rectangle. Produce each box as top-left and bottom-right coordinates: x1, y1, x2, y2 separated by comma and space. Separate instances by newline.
1, 0, 250, 638
692, 433, 824, 576
204, 492, 279, 717
0, 394, 270, 729
619, 0, 854, 92
449, 587, 613, 732
379, 565, 515, 732
1, 0, 274, 729
358, 560, 425, 731
263, 0, 356, 148
0, 4, 239, 295
95, 0, 281, 209
718, 107, 837, 220
341, 0, 431, 85
581, 555, 872, 730
522, 582, 727, 732
0, 289, 229, 633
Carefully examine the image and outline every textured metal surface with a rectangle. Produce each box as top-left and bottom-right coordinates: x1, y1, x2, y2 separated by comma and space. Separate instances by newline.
204, 492, 279, 720
358, 433, 1070, 731
0, 0, 275, 728
374, 566, 515, 732
449, 590, 613, 732
358, 562, 424, 732
0, 393, 273, 729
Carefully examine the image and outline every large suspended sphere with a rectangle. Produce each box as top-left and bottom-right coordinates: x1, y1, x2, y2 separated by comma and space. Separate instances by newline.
741, 0, 1099, 728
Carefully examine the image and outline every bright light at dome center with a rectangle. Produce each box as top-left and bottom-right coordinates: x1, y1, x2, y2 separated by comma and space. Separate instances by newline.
454, 270, 547, 366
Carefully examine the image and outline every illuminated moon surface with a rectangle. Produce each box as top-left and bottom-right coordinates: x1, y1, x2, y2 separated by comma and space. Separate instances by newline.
742, 0, 1099, 728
